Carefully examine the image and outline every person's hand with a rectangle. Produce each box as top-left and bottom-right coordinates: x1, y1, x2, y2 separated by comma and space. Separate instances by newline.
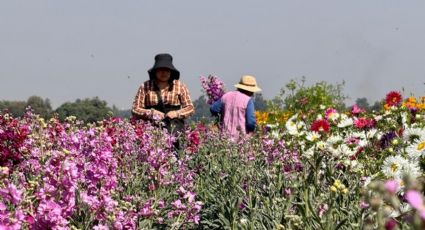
151, 109, 165, 120
165, 111, 179, 119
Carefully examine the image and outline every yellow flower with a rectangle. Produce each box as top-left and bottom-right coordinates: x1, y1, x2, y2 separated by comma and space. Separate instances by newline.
333, 180, 342, 189
255, 111, 269, 125
342, 188, 349, 194
330, 186, 338, 192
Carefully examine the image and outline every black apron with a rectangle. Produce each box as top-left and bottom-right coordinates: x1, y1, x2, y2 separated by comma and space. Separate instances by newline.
146, 90, 185, 135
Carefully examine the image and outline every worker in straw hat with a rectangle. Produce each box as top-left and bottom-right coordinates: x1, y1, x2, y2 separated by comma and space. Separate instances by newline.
210, 75, 261, 140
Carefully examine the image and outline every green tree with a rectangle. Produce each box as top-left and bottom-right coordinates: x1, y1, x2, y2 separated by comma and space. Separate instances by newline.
0, 101, 26, 117
55, 97, 112, 123
112, 105, 131, 119
253, 93, 268, 112
271, 77, 347, 116
354, 97, 370, 111
26, 96, 52, 119
190, 95, 213, 123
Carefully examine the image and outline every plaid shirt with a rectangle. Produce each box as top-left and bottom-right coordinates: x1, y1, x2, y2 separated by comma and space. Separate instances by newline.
132, 80, 194, 118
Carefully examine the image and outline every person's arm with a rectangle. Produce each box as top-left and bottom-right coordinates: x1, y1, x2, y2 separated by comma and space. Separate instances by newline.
132, 85, 150, 117
175, 84, 194, 118
210, 99, 223, 116
246, 99, 256, 132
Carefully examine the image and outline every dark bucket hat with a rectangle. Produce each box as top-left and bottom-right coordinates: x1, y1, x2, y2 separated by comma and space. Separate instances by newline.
148, 53, 180, 81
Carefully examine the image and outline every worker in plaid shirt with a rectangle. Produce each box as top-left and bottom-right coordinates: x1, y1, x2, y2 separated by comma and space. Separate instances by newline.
132, 53, 194, 134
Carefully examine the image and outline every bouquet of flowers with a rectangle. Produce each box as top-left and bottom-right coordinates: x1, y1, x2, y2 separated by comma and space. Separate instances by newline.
200, 75, 225, 105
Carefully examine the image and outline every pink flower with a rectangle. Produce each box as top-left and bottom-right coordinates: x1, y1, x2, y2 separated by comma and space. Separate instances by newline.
384, 180, 399, 195
325, 108, 338, 120
172, 199, 186, 210
318, 204, 329, 218
184, 191, 196, 203
0, 181, 22, 205
406, 190, 424, 210
352, 104, 365, 115
354, 117, 375, 129
359, 201, 370, 209
93, 224, 109, 230
405, 190, 425, 220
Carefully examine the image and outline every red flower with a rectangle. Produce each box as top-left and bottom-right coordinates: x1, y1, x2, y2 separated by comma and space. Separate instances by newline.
311, 119, 330, 133
385, 91, 402, 106
354, 117, 375, 129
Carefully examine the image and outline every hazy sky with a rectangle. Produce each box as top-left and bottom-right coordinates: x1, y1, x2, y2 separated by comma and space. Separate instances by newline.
1, 0, 425, 109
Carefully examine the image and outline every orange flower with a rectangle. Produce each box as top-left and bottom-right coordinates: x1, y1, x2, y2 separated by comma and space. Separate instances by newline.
384, 104, 391, 110
406, 97, 417, 103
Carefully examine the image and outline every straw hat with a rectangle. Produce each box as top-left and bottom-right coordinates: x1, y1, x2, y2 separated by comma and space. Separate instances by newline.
234, 75, 261, 93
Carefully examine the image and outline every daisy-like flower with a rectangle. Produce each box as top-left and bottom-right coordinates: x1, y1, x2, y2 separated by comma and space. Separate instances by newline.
325, 108, 339, 121
327, 135, 344, 145
406, 140, 425, 160
328, 144, 356, 158
403, 127, 425, 143
285, 114, 306, 136
306, 131, 321, 142
402, 160, 421, 179
385, 91, 402, 107
316, 141, 327, 151
381, 155, 411, 180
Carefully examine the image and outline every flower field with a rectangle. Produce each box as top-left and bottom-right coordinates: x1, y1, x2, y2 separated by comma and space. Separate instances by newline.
2, 89, 425, 229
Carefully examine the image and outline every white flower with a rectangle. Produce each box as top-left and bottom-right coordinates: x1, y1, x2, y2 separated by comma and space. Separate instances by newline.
304, 147, 315, 159
401, 112, 410, 126
374, 115, 383, 122
316, 141, 327, 150
365, 129, 379, 139
285, 114, 306, 136
337, 117, 353, 128
327, 135, 343, 146
406, 141, 425, 160
306, 132, 321, 142
382, 155, 408, 179
402, 160, 421, 179
363, 177, 372, 188
328, 112, 340, 121
328, 144, 356, 158
382, 155, 418, 180
270, 130, 281, 139
403, 127, 425, 143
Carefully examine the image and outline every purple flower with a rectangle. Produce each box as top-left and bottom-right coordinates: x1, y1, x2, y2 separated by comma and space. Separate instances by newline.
200, 75, 225, 105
